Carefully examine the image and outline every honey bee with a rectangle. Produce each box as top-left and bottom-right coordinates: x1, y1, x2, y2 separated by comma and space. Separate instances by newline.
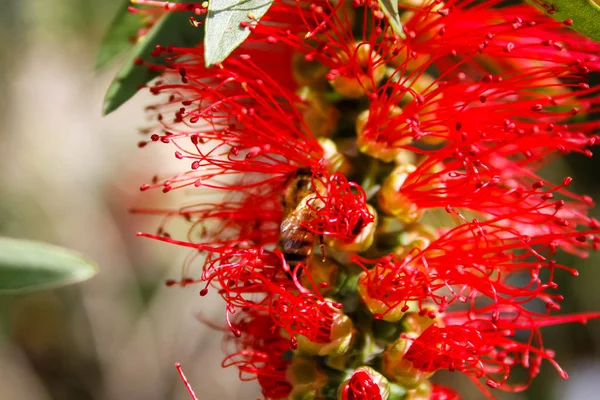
278, 169, 321, 267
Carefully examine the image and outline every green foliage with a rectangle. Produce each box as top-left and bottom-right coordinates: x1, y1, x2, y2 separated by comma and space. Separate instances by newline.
526, 0, 600, 42
378, 0, 405, 39
102, 8, 205, 115
95, 1, 144, 70
0, 238, 97, 294
204, 0, 274, 67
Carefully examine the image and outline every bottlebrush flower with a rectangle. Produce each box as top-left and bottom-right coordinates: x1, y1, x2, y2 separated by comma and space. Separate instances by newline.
222, 309, 293, 399
339, 367, 390, 400
355, 211, 597, 320
397, 306, 600, 397
123, 0, 600, 399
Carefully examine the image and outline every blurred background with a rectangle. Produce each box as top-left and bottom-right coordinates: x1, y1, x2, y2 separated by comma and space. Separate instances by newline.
0, 1, 598, 399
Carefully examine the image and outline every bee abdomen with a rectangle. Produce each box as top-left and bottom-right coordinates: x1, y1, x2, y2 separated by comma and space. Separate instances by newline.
280, 235, 314, 255
282, 251, 310, 267
279, 226, 314, 265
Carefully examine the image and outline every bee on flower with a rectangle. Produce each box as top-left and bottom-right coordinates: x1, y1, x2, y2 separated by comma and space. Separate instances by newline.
109, 0, 600, 398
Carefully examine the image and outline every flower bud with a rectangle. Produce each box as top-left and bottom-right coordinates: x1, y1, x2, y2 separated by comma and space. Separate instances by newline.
392, 224, 438, 258
376, 216, 405, 237
300, 255, 339, 296
372, 318, 404, 343
330, 43, 386, 98
405, 381, 433, 400
400, 0, 444, 6
388, 49, 432, 72
402, 311, 441, 336
319, 137, 350, 175
378, 164, 423, 224
382, 337, 433, 388
286, 356, 328, 400
327, 205, 377, 252
396, 2, 446, 45
357, 270, 416, 322
338, 366, 390, 400
297, 304, 354, 356
299, 87, 340, 137
394, 149, 418, 166
293, 52, 329, 87
399, 73, 436, 105
333, 0, 356, 28
382, 70, 444, 145
356, 108, 409, 162
326, 329, 381, 371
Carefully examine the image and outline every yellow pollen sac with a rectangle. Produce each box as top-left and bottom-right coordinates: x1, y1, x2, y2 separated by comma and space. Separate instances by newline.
330, 43, 386, 99
378, 164, 423, 224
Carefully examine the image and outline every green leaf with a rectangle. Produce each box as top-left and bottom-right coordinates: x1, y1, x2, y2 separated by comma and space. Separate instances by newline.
204, 0, 274, 68
95, 1, 144, 70
526, 0, 600, 42
0, 238, 97, 294
378, 0, 405, 39
102, 7, 205, 115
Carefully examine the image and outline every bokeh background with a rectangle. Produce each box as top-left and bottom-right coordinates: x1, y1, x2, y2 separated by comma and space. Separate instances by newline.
0, 1, 598, 399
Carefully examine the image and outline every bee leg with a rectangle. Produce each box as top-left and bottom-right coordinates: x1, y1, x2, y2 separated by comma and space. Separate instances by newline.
318, 234, 326, 262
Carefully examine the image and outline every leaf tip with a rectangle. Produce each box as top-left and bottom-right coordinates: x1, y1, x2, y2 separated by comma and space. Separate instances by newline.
102, 85, 121, 116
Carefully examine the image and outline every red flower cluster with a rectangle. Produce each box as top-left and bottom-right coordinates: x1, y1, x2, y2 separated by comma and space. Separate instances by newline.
131, 0, 600, 399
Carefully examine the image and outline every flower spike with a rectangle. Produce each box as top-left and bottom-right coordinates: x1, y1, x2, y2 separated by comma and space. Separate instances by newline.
119, 1, 600, 398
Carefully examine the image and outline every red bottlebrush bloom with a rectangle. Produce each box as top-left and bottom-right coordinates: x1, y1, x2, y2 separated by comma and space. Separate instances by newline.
402, 307, 600, 397
222, 309, 293, 399
356, 211, 599, 321
139, 49, 323, 193
144, 238, 341, 347
304, 172, 375, 242
269, 291, 342, 345
124, 0, 600, 399
340, 370, 384, 400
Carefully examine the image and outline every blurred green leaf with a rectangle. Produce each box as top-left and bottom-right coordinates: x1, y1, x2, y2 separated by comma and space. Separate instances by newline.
526, 0, 600, 42
0, 238, 97, 294
378, 0, 405, 39
102, 7, 205, 115
204, 0, 274, 67
95, 1, 143, 70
